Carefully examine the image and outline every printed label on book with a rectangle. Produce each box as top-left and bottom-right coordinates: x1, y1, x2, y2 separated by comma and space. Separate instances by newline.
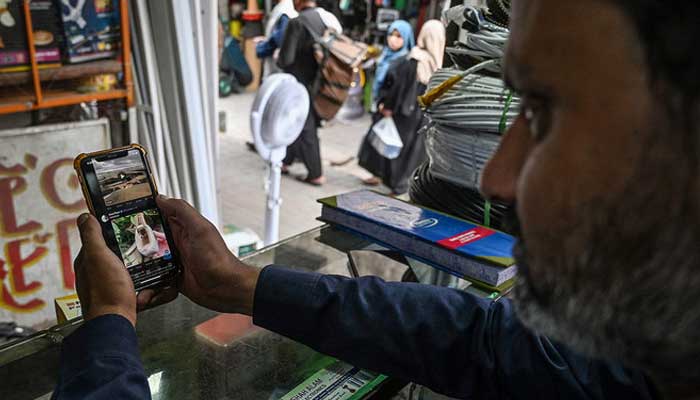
438, 226, 496, 250
281, 361, 383, 400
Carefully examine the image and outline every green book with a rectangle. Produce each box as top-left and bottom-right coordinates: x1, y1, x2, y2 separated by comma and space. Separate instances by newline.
462, 275, 516, 294
281, 358, 387, 400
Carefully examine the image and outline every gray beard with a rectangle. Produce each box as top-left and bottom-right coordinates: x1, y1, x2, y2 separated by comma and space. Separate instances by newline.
509, 133, 700, 389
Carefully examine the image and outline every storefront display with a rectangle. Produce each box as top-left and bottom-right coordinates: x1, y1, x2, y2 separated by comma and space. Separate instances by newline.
0, 0, 63, 71
0, 119, 110, 329
0, 0, 132, 115
59, 0, 119, 63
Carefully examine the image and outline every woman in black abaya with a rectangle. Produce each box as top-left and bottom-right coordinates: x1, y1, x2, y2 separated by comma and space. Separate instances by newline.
358, 20, 446, 195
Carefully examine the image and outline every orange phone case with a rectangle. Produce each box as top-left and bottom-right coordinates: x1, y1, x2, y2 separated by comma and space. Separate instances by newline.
73, 144, 159, 216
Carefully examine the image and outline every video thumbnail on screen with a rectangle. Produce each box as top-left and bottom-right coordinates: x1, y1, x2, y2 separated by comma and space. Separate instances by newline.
111, 209, 171, 268
93, 150, 153, 206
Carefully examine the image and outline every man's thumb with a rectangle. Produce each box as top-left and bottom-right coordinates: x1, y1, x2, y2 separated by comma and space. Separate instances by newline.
77, 214, 107, 248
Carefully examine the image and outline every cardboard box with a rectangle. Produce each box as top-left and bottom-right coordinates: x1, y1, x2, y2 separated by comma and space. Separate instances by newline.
54, 293, 82, 324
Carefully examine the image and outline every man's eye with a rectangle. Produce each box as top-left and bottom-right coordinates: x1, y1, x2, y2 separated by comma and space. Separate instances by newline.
521, 100, 551, 141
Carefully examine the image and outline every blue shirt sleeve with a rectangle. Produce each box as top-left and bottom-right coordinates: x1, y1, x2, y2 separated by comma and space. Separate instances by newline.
253, 265, 658, 400
52, 314, 151, 400
256, 14, 290, 59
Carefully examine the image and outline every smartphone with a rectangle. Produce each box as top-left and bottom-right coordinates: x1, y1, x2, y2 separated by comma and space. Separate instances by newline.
74, 144, 180, 291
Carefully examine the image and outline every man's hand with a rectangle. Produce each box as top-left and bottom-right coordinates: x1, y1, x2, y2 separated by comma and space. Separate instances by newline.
75, 214, 137, 326
138, 196, 260, 315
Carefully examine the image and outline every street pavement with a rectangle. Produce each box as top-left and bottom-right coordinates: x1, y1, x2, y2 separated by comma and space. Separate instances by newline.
217, 92, 389, 242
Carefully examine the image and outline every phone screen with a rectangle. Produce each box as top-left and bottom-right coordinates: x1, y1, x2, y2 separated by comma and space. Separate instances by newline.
79, 148, 179, 290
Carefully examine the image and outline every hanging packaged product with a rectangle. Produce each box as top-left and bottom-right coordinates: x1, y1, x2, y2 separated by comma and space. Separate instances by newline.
93, 0, 121, 54
59, 0, 120, 63
0, 0, 63, 71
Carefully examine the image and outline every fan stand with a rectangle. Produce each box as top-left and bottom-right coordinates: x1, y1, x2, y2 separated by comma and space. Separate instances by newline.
252, 129, 292, 247
250, 73, 309, 246
264, 160, 283, 245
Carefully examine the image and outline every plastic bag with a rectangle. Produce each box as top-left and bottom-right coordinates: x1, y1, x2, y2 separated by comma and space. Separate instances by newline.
370, 116, 403, 159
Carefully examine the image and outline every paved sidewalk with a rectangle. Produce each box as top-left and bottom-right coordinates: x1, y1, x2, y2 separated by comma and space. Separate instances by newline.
217, 93, 388, 241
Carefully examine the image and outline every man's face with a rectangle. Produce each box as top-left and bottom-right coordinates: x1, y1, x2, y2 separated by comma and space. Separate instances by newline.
481, 0, 700, 373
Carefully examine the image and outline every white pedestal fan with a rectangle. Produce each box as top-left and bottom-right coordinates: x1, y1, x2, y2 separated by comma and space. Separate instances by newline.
250, 73, 310, 245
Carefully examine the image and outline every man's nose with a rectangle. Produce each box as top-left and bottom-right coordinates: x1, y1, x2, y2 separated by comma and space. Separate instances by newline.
479, 116, 533, 204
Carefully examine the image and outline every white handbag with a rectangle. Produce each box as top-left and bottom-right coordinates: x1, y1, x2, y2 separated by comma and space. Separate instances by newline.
370, 116, 403, 159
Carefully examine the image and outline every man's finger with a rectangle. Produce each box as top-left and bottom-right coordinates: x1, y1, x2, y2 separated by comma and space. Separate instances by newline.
73, 248, 85, 272
77, 214, 107, 249
167, 216, 185, 244
73, 248, 86, 296
137, 286, 178, 311
157, 196, 207, 227
136, 289, 155, 310
154, 286, 179, 305
73, 249, 86, 288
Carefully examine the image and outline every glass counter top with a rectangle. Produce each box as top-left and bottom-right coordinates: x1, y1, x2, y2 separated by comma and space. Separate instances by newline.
0, 226, 376, 400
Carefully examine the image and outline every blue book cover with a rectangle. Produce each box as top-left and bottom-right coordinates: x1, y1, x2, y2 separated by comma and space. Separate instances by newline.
319, 190, 517, 286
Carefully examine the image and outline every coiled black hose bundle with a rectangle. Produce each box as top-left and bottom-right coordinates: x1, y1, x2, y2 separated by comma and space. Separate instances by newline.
409, 162, 511, 231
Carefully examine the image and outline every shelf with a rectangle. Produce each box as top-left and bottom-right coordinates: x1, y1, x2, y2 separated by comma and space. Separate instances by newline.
0, 97, 35, 114
40, 88, 128, 109
0, 60, 124, 88
0, 88, 128, 114
0, 0, 132, 115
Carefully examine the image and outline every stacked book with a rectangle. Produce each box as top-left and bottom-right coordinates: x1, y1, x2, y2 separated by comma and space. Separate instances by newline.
319, 190, 517, 292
